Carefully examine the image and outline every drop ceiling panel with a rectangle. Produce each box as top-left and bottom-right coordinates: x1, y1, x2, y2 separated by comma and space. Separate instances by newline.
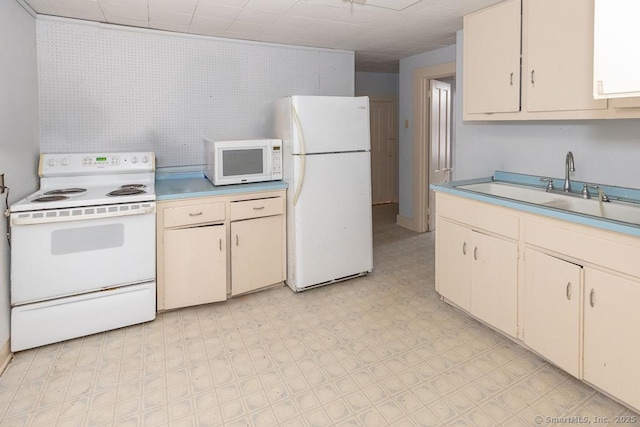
22, 0, 505, 72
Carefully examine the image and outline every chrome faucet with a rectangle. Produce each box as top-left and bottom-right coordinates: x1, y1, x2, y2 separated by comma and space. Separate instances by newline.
564, 151, 575, 192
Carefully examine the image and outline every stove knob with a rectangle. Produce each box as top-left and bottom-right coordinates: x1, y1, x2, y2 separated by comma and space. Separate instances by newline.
48, 158, 57, 167
61, 157, 69, 166
142, 156, 149, 163
131, 156, 138, 164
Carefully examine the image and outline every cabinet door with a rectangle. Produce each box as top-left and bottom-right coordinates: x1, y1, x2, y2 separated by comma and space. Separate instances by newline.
525, 0, 607, 112
471, 232, 518, 337
463, 0, 521, 114
523, 249, 581, 377
231, 215, 284, 296
435, 219, 471, 311
584, 268, 640, 410
164, 224, 227, 310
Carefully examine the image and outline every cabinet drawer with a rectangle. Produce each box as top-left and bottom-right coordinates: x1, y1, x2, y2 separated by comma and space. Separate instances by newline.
163, 202, 225, 228
230, 197, 283, 221
525, 218, 640, 279
437, 194, 519, 240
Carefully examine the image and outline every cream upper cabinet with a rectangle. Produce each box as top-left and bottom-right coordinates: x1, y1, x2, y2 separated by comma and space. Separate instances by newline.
524, 0, 607, 112
583, 268, 640, 411
523, 249, 581, 378
463, 0, 521, 114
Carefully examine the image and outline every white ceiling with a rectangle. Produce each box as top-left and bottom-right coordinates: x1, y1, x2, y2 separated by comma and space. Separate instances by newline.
20, 0, 503, 73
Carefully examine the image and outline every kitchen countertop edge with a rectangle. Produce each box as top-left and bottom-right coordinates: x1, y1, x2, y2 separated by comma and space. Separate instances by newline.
431, 174, 640, 238
156, 172, 288, 201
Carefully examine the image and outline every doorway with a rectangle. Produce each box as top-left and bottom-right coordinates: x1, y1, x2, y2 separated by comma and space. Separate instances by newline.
369, 96, 398, 205
410, 62, 455, 233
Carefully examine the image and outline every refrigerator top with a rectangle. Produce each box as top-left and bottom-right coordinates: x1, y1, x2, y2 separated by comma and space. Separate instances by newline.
288, 96, 371, 155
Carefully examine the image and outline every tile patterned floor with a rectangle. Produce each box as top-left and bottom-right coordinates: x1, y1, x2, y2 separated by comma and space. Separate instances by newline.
1, 203, 639, 426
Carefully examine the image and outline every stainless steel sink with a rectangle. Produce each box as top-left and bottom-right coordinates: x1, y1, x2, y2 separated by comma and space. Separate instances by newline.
456, 181, 640, 226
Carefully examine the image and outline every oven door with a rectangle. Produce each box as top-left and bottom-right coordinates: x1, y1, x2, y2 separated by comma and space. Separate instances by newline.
10, 202, 156, 305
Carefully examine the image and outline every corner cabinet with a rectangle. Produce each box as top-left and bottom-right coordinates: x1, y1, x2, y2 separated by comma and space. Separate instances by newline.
463, 0, 640, 120
434, 190, 640, 413
157, 189, 286, 311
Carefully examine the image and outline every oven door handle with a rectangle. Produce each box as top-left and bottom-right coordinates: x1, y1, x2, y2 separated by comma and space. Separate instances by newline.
10, 203, 156, 226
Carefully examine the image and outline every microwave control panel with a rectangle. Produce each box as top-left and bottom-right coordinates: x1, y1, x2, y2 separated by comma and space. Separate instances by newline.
271, 145, 282, 178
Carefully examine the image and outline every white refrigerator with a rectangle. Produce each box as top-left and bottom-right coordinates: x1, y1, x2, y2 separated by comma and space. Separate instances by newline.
272, 96, 373, 292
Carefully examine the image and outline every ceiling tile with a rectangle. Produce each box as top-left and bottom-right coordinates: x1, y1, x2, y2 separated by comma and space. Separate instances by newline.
149, 0, 197, 14
245, 0, 297, 14
194, 2, 242, 20
150, 9, 193, 26
99, 1, 147, 20
153, 22, 191, 32
198, 0, 249, 7
189, 15, 234, 35
271, 14, 320, 30
226, 21, 266, 34
235, 9, 280, 25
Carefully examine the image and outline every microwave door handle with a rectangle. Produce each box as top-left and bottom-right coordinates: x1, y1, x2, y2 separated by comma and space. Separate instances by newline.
291, 104, 307, 206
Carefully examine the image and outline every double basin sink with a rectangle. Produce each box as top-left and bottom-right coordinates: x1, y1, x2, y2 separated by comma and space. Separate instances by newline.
455, 181, 640, 227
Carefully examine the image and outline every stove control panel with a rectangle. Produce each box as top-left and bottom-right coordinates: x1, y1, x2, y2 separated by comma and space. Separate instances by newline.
39, 152, 155, 177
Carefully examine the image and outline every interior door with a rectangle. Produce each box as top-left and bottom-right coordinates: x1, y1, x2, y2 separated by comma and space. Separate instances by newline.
369, 99, 397, 204
427, 79, 452, 231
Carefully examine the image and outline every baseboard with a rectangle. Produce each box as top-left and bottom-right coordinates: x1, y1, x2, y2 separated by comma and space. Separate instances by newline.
0, 339, 12, 376
396, 214, 419, 231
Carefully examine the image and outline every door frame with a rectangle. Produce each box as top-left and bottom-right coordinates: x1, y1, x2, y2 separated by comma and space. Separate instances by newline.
410, 62, 455, 233
367, 95, 399, 204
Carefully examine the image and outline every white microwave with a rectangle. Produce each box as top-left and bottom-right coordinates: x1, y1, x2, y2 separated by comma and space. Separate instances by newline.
205, 139, 283, 186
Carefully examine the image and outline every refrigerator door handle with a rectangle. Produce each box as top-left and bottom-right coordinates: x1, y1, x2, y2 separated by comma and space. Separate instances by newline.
291, 104, 307, 206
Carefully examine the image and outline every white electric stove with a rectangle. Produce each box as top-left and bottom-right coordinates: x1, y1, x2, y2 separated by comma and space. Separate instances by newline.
10, 152, 157, 352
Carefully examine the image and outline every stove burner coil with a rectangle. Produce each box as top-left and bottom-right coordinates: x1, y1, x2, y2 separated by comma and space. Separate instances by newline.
33, 195, 70, 202
120, 184, 146, 189
107, 188, 146, 197
44, 188, 87, 195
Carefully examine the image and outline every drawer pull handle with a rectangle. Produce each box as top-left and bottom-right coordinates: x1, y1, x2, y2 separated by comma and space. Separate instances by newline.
509, 72, 514, 86
219, 238, 222, 251
236, 235, 239, 246
473, 247, 478, 261
590, 288, 595, 307
531, 69, 535, 86
253, 206, 265, 210
566, 282, 571, 300
189, 212, 203, 217
462, 242, 467, 255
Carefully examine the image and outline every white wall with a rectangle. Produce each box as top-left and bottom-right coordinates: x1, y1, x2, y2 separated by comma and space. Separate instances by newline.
454, 30, 640, 187
0, 0, 40, 356
398, 45, 456, 218
38, 18, 355, 167
355, 72, 399, 97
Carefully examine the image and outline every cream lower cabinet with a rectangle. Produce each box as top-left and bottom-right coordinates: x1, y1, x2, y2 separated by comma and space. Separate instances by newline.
157, 189, 286, 310
523, 249, 581, 378
231, 215, 284, 296
164, 224, 227, 310
436, 197, 518, 338
583, 268, 640, 411
435, 191, 640, 412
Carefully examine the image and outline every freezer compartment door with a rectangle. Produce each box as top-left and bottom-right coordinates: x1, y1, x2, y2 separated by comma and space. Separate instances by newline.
287, 151, 373, 290
11, 282, 156, 352
291, 96, 371, 154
